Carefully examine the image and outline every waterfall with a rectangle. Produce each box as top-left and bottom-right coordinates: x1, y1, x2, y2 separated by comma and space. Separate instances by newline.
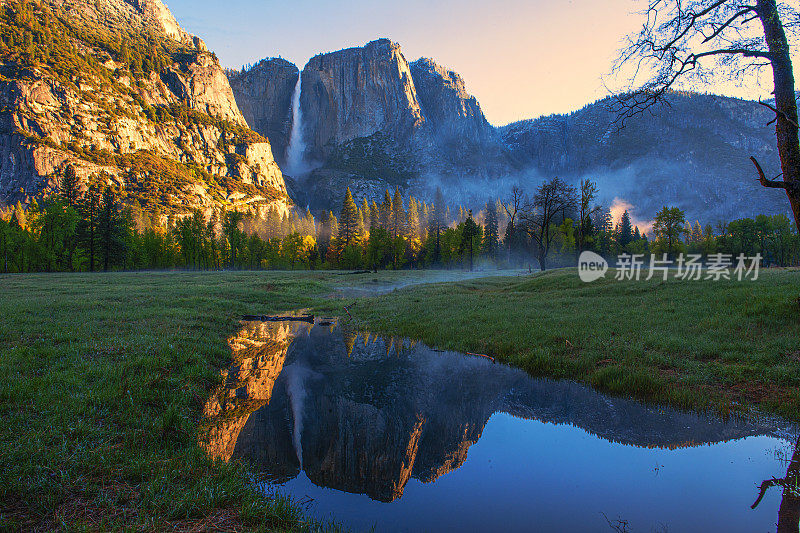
285, 74, 308, 176
285, 364, 308, 468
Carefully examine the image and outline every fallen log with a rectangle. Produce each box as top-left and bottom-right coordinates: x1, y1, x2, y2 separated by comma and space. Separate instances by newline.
242, 314, 314, 323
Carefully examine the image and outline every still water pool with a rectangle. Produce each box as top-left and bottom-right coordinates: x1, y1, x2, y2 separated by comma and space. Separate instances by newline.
203, 318, 798, 532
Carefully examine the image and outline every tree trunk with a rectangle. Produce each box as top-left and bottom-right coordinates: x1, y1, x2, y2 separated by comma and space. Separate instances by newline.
778, 436, 799, 533
758, 0, 800, 233
89, 224, 94, 272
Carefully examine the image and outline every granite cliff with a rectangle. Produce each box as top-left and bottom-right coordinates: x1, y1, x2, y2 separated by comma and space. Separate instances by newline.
0, 0, 290, 218
300, 38, 424, 163
229, 39, 513, 211
227, 58, 299, 168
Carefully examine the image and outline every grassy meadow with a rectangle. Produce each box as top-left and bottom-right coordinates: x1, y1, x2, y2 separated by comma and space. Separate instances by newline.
0, 268, 798, 530
336, 268, 800, 420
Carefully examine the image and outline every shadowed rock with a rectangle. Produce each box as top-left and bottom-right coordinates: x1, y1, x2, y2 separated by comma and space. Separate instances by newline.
228, 59, 300, 168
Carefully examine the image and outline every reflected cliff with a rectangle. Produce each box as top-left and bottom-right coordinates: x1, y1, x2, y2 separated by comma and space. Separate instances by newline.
202, 319, 311, 478
203, 318, 786, 504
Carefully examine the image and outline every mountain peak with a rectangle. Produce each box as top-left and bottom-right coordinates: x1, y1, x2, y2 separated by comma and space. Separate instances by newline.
125, 0, 191, 43
0, 0, 289, 216
301, 38, 424, 160
40, 0, 200, 47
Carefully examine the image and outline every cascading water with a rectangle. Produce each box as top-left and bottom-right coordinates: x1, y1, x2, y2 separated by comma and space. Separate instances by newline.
285, 74, 308, 176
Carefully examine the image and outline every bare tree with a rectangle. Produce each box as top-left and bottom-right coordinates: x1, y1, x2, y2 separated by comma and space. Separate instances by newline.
613, 0, 800, 232
521, 178, 578, 271
502, 185, 524, 232
577, 178, 602, 255
502, 185, 525, 262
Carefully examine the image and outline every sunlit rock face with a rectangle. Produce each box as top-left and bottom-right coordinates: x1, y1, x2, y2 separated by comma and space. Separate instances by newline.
0, 0, 290, 218
228, 59, 300, 168
202, 319, 774, 503
300, 39, 424, 163
51, 0, 195, 46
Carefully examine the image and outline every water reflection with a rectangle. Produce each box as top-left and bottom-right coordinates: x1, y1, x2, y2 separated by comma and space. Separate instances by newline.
752, 436, 800, 533
203, 318, 798, 531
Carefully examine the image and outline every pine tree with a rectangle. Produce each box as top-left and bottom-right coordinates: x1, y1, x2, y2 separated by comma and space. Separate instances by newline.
392, 187, 405, 238
379, 189, 393, 231
429, 187, 446, 265
460, 210, 481, 271
223, 210, 246, 268
98, 187, 131, 271
370, 200, 380, 232
60, 164, 80, 207
692, 221, 703, 244
484, 199, 499, 259
618, 210, 633, 248
357, 207, 366, 238
338, 188, 359, 247
304, 208, 315, 236
405, 197, 421, 241
207, 210, 220, 269
78, 185, 100, 271
360, 198, 371, 233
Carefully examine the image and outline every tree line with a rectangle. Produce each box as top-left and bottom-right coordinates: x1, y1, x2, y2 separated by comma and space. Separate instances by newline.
2, 168, 799, 273
500, 178, 800, 270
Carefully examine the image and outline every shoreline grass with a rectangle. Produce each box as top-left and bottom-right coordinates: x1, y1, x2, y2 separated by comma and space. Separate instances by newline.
1, 268, 798, 530
328, 268, 800, 422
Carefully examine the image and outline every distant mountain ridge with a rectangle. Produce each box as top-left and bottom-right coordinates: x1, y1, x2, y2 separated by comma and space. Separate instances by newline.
501, 92, 785, 223
229, 39, 786, 223
0, 0, 786, 226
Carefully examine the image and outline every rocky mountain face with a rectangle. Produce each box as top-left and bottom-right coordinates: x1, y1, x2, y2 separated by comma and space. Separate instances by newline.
501, 92, 786, 223
0, 0, 290, 219
229, 36, 786, 223
410, 58, 489, 140
300, 38, 424, 163
227, 58, 299, 168
56, 0, 199, 47
230, 39, 512, 211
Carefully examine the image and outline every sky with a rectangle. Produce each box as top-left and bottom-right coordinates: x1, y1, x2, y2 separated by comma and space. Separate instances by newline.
165, 0, 781, 126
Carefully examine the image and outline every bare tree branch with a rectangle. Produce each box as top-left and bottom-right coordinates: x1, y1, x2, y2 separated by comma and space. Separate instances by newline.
751, 156, 788, 189
757, 98, 800, 129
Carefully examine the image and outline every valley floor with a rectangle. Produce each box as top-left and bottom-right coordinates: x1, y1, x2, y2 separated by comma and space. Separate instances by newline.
1, 268, 798, 530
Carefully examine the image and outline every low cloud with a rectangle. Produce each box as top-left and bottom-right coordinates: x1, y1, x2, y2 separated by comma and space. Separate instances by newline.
609, 197, 654, 236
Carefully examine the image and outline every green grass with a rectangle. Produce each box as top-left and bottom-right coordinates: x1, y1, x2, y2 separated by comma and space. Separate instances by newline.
0, 271, 340, 531
1, 268, 798, 530
333, 268, 800, 421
